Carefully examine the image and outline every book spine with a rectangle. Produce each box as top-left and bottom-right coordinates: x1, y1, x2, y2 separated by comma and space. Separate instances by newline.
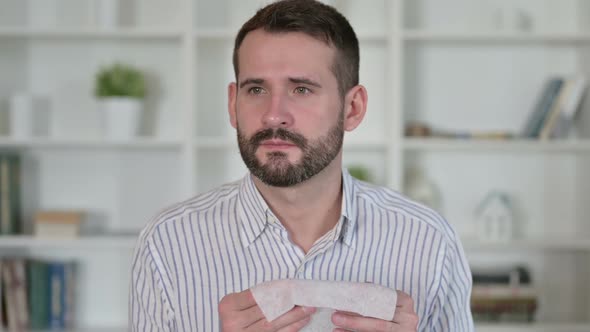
13, 260, 28, 330
3, 259, 28, 331
65, 263, 75, 328
552, 77, 588, 138
2, 261, 16, 331
0, 156, 9, 235
49, 262, 66, 329
532, 79, 563, 138
27, 261, 50, 329
0, 260, 3, 329
539, 79, 572, 140
522, 78, 563, 138
10, 156, 21, 235
0, 154, 21, 235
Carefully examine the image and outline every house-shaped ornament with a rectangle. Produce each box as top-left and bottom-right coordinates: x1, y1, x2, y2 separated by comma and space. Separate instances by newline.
474, 191, 514, 242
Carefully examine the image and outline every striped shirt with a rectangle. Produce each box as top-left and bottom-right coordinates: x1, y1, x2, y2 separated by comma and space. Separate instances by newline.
129, 170, 474, 331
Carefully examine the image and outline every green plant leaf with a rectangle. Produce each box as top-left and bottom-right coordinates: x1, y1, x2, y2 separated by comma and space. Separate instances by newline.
94, 63, 146, 98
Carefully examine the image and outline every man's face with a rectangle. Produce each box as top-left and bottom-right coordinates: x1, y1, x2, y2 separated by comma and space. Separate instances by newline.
230, 30, 344, 187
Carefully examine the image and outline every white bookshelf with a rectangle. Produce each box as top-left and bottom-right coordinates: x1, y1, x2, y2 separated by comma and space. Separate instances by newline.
0, 0, 589, 330
401, 0, 590, 328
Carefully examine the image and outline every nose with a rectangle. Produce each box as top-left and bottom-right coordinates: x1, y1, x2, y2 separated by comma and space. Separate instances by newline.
262, 94, 294, 128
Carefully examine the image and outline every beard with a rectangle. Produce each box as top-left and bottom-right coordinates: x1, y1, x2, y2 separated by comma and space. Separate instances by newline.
237, 111, 344, 187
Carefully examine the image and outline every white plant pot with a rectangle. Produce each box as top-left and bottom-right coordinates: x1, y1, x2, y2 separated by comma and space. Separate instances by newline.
99, 97, 143, 140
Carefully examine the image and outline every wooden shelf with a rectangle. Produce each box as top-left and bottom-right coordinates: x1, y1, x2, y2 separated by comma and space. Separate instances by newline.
403, 138, 590, 153
0, 235, 137, 250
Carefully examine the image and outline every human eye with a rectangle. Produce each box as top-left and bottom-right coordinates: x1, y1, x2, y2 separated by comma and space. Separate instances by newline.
248, 86, 265, 95
294, 86, 311, 94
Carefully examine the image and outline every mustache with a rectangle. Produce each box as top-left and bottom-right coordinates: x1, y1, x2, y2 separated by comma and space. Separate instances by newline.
249, 128, 307, 149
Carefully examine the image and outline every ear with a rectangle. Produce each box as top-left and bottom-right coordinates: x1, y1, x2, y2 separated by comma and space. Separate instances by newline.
342, 84, 368, 132
228, 82, 237, 129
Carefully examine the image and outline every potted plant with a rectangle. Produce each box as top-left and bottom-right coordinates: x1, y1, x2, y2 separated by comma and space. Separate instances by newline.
94, 63, 146, 139
347, 165, 372, 182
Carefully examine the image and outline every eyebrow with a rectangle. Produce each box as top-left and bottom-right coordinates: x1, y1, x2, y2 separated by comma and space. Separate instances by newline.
289, 77, 322, 88
238, 77, 322, 89
239, 78, 264, 89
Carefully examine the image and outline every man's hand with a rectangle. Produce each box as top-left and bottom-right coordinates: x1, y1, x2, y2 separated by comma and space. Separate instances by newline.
331, 290, 419, 332
219, 289, 317, 332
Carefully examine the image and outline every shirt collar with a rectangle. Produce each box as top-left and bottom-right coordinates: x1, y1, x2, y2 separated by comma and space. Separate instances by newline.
237, 174, 271, 248
237, 169, 359, 248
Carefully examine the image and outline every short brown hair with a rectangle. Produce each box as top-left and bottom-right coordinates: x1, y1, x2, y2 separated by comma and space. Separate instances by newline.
232, 0, 359, 97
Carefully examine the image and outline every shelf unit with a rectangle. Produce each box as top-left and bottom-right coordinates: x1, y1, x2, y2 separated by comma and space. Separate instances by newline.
400, 0, 590, 329
0, 0, 589, 330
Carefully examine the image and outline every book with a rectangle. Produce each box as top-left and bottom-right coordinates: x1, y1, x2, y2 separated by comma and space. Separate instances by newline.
472, 285, 537, 298
0, 260, 3, 328
472, 265, 531, 286
48, 261, 76, 329
48, 262, 65, 329
34, 211, 84, 238
2, 259, 29, 331
521, 78, 564, 138
27, 260, 50, 329
549, 77, 587, 138
538, 78, 574, 140
0, 154, 21, 236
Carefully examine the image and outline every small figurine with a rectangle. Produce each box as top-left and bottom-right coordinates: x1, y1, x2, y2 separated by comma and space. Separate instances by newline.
475, 191, 514, 242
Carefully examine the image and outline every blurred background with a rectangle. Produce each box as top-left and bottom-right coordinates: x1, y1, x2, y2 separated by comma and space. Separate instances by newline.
0, 0, 589, 331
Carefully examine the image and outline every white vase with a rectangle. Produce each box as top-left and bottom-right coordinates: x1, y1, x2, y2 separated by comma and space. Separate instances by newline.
9, 93, 51, 138
9, 94, 33, 138
95, 0, 119, 29
99, 97, 142, 140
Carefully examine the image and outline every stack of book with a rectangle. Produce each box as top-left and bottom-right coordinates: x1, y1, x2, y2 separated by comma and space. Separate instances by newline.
471, 265, 538, 323
0, 259, 76, 330
522, 76, 587, 139
34, 210, 84, 238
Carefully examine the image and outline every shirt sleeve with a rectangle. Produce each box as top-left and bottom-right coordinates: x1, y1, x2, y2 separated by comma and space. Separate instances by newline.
129, 237, 176, 332
427, 237, 475, 331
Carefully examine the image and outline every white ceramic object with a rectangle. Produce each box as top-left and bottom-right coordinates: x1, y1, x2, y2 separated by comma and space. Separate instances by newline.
9, 93, 51, 138
95, 0, 119, 28
99, 97, 142, 140
475, 192, 514, 242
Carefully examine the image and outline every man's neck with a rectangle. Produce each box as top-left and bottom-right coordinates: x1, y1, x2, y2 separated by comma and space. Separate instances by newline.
252, 161, 344, 254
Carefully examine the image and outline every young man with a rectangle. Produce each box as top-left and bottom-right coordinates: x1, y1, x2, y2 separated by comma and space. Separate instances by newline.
130, 1, 474, 331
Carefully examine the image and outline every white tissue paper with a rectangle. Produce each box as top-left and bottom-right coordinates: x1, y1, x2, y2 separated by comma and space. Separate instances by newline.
251, 279, 397, 331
